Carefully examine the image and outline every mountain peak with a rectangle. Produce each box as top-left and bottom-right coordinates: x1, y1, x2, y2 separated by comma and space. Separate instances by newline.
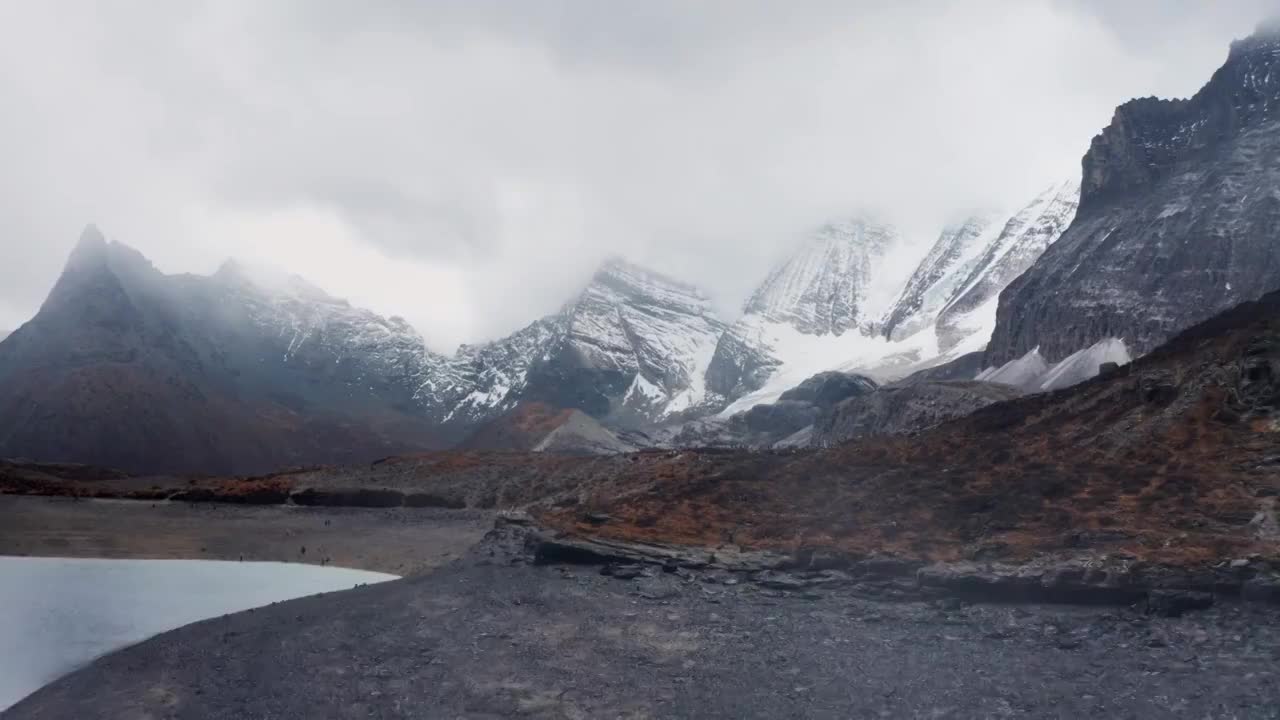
59, 225, 156, 282
77, 223, 107, 249
213, 257, 247, 279
592, 256, 700, 292
63, 224, 110, 271
1232, 17, 1280, 56
580, 256, 713, 316
214, 257, 335, 303
744, 216, 898, 335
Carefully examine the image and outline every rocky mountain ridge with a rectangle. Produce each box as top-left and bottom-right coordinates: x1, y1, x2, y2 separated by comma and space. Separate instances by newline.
986, 21, 1280, 367
0, 179, 1083, 471
709, 182, 1078, 417
10, 22, 1280, 470
0, 227, 450, 473
422, 257, 728, 431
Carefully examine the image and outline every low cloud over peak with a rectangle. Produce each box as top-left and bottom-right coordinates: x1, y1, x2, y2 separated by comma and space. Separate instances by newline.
0, 0, 1271, 349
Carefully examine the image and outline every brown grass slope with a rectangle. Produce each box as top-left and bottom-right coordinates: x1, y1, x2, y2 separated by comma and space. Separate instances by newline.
539, 289, 1280, 566
4, 291, 1277, 572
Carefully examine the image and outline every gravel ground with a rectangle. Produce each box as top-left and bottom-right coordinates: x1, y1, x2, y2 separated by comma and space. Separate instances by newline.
7, 534, 1280, 719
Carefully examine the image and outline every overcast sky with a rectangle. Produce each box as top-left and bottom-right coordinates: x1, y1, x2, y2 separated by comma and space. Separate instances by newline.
0, 1, 1274, 351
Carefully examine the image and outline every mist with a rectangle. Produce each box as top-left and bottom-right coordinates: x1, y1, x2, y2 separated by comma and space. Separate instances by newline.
0, 0, 1272, 352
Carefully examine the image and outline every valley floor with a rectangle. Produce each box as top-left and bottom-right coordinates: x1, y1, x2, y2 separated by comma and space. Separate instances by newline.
6, 523, 1280, 719
0, 496, 493, 575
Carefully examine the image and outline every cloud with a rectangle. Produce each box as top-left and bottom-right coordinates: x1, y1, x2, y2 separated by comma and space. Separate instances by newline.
0, 0, 1272, 349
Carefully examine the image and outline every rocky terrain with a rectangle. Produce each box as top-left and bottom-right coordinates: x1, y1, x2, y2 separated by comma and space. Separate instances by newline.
987, 21, 1280, 367
537, 285, 1280, 581
809, 380, 1024, 447
669, 371, 879, 449
6, 513, 1280, 719
3, 280, 1278, 718
458, 402, 638, 455
7, 283, 1279, 590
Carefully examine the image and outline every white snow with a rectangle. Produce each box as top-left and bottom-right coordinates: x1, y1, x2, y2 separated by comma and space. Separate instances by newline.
624, 373, 665, 404
744, 218, 901, 335
718, 315, 900, 415
975, 338, 1130, 393
976, 347, 1050, 390
717, 182, 1079, 416
1038, 338, 1131, 391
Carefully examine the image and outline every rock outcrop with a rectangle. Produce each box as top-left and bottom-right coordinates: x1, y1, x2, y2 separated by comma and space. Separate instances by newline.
810, 380, 1024, 446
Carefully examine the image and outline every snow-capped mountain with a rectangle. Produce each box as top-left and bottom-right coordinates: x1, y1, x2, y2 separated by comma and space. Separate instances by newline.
934, 181, 1079, 353
0, 228, 452, 474
423, 258, 727, 429
880, 213, 1001, 343
213, 259, 441, 400
709, 185, 1079, 416
423, 316, 563, 426
742, 219, 899, 336
877, 181, 1079, 358
706, 218, 904, 407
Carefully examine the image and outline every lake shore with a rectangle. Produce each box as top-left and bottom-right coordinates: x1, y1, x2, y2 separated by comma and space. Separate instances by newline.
9, 519, 1280, 719
0, 495, 493, 575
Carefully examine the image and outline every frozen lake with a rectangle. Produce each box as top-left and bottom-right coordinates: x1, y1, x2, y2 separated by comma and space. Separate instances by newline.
0, 556, 396, 710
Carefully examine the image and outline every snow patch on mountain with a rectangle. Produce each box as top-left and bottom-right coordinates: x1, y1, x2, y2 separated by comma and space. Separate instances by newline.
717, 316, 898, 415
976, 348, 1050, 390
214, 258, 439, 386
422, 258, 726, 427
976, 337, 1130, 393
711, 184, 1079, 416
1039, 338, 1131, 391
881, 213, 1003, 342
744, 218, 900, 336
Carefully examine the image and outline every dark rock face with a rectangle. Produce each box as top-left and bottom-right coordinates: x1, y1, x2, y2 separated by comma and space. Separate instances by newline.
1146, 590, 1215, 618
728, 400, 819, 440
987, 24, 1280, 366
713, 371, 878, 447
0, 227, 449, 474
704, 327, 781, 401
893, 352, 987, 386
811, 380, 1023, 446
777, 371, 879, 407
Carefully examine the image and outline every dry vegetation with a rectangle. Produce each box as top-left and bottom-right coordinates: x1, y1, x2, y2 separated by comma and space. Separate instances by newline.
4, 292, 1278, 572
